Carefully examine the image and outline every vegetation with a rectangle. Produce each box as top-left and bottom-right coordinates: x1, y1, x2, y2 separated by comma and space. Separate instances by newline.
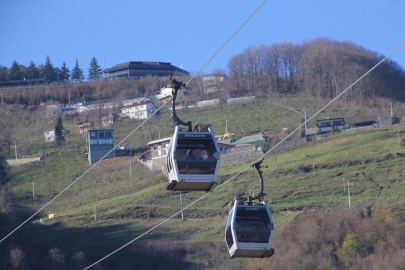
228, 38, 405, 101
71, 58, 85, 82
2, 102, 405, 268
88, 57, 103, 81
1, 38, 405, 269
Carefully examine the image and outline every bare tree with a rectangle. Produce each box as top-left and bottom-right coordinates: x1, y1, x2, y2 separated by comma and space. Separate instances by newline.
9, 247, 26, 270
71, 250, 87, 268
48, 247, 65, 266
46, 104, 62, 127
1, 127, 13, 152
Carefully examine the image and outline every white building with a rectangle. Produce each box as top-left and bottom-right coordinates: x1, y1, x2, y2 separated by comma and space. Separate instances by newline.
44, 129, 70, 142
120, 100, 157, 120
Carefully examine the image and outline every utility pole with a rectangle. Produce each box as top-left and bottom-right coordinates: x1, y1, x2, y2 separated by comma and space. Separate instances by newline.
304, 106, 307, 128
391, 103, 393, 117
129, 159, 132, 176
32, 182, 35, 199
348, 180, 351, 208
1, 90, 3, 104
313, 163, 315, 177
14, 139, 17, 159
68, 91, 71, 103
343, 178, 345, 193
103, 43, 106, 72
253, 186, 255, 197
224, 114, 228, 134
94, 200, 97, 221
180, 191, 184, 220
156, 126, 160, 138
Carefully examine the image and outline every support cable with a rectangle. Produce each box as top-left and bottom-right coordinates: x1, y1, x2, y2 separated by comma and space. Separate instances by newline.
0, 98, 173, 244
185, 0, 267, 86
84, 41, 405, 269
0, 0, 269, 247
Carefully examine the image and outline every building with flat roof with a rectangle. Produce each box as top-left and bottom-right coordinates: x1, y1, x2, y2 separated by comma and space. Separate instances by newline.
87, 129, 115, 165
316, 118, 345, 133
102, 61, 189, 80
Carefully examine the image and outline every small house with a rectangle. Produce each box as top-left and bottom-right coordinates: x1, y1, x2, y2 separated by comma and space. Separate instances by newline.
44, 129, 70, 142
78, 121, 94, 135
202, 74, 227, 93
102, 113, 119, 127
147, 137, 171, 159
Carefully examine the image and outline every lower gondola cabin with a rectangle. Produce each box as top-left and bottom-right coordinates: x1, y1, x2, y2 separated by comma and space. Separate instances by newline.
226, 200, 274, 258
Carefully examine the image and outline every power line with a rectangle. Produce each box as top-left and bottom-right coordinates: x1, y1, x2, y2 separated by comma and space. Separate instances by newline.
0, 0, 269, 248
84, 40, 405, 269
0, 98, 173, 244
185, 0, 267, 86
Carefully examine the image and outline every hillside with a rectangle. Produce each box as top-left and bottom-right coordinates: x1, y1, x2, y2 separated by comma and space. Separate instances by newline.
2, 95, 405, 269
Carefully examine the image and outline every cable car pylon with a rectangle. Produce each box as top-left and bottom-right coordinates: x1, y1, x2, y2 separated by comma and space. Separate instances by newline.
225, 159, 275, 258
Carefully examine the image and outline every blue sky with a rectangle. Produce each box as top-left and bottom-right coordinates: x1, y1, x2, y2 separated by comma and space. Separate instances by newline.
1, 0, 404, 77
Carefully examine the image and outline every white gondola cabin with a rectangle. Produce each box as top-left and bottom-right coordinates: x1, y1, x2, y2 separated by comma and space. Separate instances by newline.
226, 199, 274, 258
165, 122, 221, 192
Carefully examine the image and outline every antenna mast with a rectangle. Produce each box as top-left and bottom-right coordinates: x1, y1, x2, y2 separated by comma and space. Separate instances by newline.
103, 44, 106, 72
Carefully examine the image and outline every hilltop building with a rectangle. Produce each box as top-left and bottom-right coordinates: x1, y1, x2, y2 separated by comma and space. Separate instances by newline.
87, 129, 115, 165
102, 61, 189, 80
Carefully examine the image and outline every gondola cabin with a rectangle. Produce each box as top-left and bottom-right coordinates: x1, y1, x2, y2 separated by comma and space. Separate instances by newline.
226, 199, 274, 258
165, 122, 221, 192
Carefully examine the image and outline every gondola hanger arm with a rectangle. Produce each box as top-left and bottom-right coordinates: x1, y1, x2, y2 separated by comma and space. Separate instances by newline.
170, 77, 192, 131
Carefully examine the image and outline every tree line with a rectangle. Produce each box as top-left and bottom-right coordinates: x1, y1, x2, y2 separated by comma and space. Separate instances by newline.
227, 37, 405, 101
0, 56, 103, 83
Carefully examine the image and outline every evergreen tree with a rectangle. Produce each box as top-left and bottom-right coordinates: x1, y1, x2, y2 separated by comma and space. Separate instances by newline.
19, 65, 27, 79
0, 65, 8, 81
25, 61, 40, 80
54, 116, 65, 146
37, 64, 45, 79
58, 62, 70, 82
9, 60, 23, 80
54, 67, 61, 81
71, 58, 84, 82
88, 57, 102, 81
43, 55, 58, 82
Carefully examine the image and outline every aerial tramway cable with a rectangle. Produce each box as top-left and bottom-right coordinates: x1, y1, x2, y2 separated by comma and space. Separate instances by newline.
84, 40, 405, 269
0, 99, 172, 244
0, 0, 269, 248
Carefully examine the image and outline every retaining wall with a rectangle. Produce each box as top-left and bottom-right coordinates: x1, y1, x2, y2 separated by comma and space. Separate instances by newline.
6, 157, 41, 167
